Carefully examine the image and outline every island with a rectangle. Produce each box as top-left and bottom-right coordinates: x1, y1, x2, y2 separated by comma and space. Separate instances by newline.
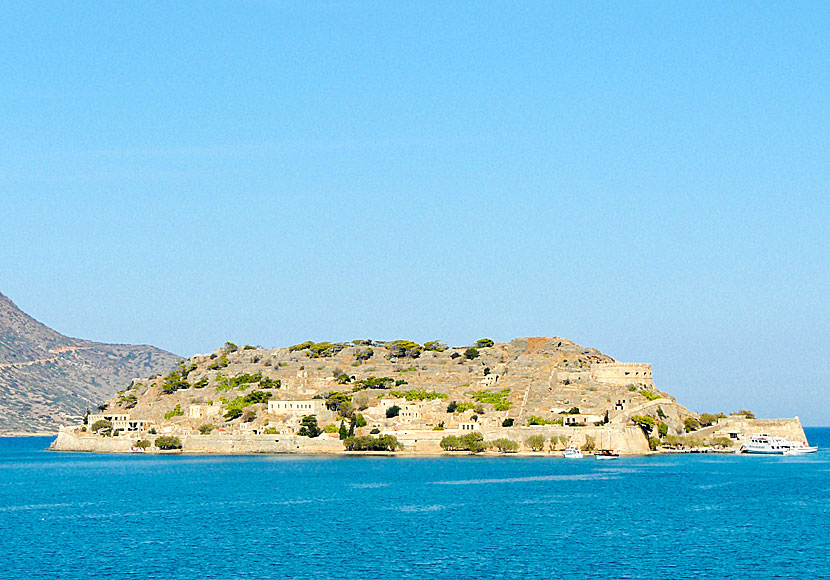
51, 337, 808, 455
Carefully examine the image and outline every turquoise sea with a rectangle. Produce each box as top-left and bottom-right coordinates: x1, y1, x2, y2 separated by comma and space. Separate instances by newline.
1, 428, 828, 579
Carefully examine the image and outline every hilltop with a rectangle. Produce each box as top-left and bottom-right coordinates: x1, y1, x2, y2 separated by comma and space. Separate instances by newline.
52, 336, 805, 454
0, 291, 179, 434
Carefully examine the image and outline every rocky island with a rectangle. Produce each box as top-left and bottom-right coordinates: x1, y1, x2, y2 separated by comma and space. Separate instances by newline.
51, 337, 807, 455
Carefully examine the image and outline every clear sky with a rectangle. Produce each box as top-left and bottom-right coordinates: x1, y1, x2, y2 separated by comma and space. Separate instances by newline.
2, 2, 828, 425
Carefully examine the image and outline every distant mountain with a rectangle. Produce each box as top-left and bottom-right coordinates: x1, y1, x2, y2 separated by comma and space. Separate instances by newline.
0, 291, 179, 434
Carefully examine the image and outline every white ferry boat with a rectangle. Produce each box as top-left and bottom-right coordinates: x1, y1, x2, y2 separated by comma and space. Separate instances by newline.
742, 433, 817, 455
742, 433, 787, 454
563, 446, 583, 459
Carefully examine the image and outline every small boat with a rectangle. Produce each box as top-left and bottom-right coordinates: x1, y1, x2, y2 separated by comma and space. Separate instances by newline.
563, 446, 583, 459
594, 449, 620, 459
782, 440, 818, 455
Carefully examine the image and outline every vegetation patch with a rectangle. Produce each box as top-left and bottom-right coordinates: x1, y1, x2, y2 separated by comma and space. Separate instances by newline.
164, 404, 184, 420
389, 390, 448, 401
343, 435, 401, 451
470, 388, 512, 411
155, 436, 182, 450
440, 432, 486, 453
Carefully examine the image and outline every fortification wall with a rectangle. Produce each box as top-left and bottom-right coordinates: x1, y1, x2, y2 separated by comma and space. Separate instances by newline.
591, 362, 653, 386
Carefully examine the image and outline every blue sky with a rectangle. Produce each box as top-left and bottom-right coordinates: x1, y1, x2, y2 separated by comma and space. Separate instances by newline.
2, 2, 828, 424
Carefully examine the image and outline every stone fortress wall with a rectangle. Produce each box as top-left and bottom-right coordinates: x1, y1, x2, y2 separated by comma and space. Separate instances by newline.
590, 362, 653, 386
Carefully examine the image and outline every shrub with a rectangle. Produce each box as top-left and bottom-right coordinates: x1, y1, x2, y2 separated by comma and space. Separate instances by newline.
262, 427, 278, 435
207, 355, 229, 370
566, 407, 581, 415
370, 428, 381, 435
354, 347, 374, 361
198, 424, 215, 435
306, 342, 346, 358
491, 438, 518, 453
684, 417, 701, 432
289, 341, 314, 352
527, 416, 554, 426
463, 347, 479, 360
648, 436, 661, 451
446, 401, 458, 413
160, 371, 190, 394
343, 435, 401, 451
193, 378, 208, 389
450, 352, 461, 359
640, 391, 661, 401
423, 340, 448, 352
632, 415, 655, 436
90, 419, 112, 434
440, 432, 486, 453
355, 376, 394, 390
224, 408, 243, 421
164, 404, 184, 420
385, 340, 423, 359
355, 414, 367, 428
433, 421, 445, 430
730, 409, 756, 419
386, 405, 401, 418
502, 418, 514, 427
223, 341, 238, 354
658, 423, 669, 438
711, 437, 734, 448
334, 373, 352, 384
526, 435, 547, 451
699, 412, 726, 426
298, 415, 322, 438
134, 439, 151, 449
475, 338, 494, 348
155, 436, 182, 450
325, 392, 353, 415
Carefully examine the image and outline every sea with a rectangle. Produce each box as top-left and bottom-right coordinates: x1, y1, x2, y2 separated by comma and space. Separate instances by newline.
1, 428, 829, 580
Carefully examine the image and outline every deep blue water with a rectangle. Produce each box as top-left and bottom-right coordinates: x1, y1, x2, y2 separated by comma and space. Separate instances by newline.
2, 429, 829, 580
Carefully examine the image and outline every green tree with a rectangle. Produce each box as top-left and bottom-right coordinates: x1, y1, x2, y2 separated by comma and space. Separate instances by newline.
526, 434, 547, 451
475, 338, 494, 348
198, 424, 215, 435
338, 420, 348, 440
155, 436, 182, 450
684, 417, 701, 432
491, 438, 518, 453
298, 415, 322, 438
423, 340, 448, 352
134, 439, 151, 449
502, 418, 514, 427
90, 419, 112, 434
386, 405, 401, 418
463, 347, 480, 360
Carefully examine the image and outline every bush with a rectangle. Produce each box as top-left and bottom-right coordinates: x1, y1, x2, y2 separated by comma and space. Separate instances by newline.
491, 438, 518, 453
526, 435, 547, 451
527, 416, 554, 426
423, 340, 448, 352
298, 415, 322, 438
648, 436, 661, 451
699, 412, 726, 427
475, 338, 494, 348
502, 418, 514, 427
386, 405, 401, 418
463, 347, 480, 360
632, 415, 656, 435
164, 404, 184, 420
223, 341, 238, 354
198, 424, 215, 435
355, 414, 367, 428
355, 376, 394, 390
711, 437, 734, 448
450, 352, 461, 359
731, 409, 756, 419
354, 347, 374, 361
343, 435, 401, 451
160, 371, 190, 394
193, 378, 208, 389
370, 428, 381, 435
385, 340, 422, 359
90, 419, 112, 434
684, 417, 701, 432
134, 439, 151, 449
446, 400, 458, 413
155, 436, 182, 450
440, 432, 486, 453
566, 407, 581, 415
640, 391, 661, 401
207, 355, 229, 370
262, 427, 278, 435
658, 423, 669, 438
